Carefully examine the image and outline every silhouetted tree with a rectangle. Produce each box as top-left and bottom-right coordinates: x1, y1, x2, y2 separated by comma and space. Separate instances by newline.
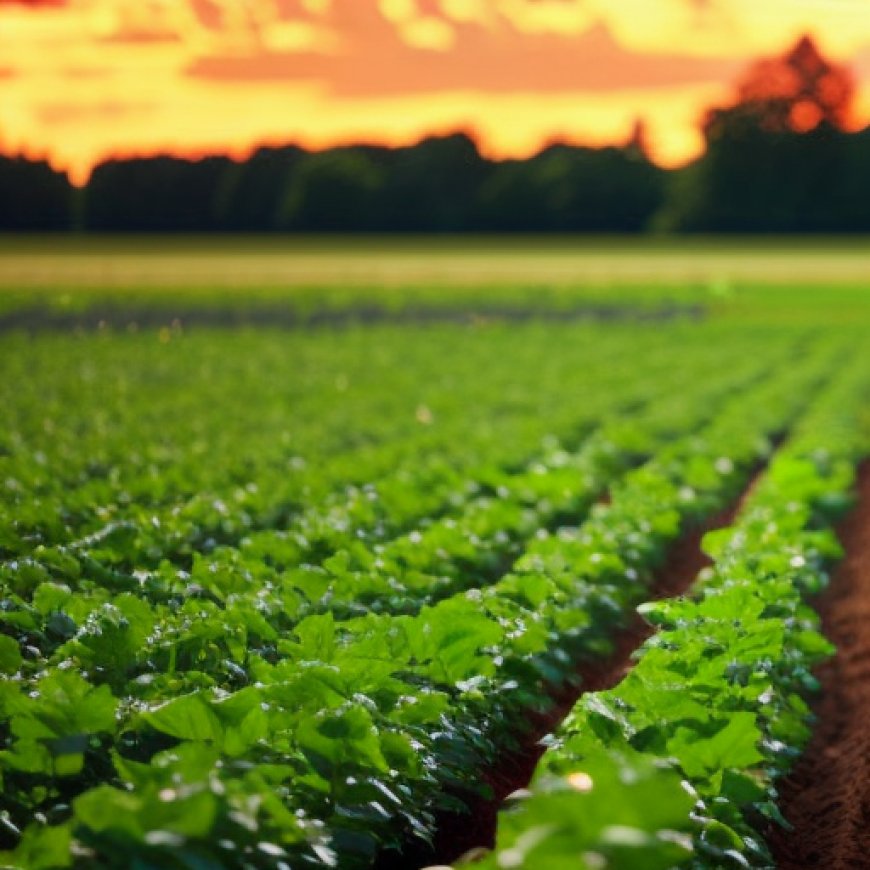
375, 133, 492, 231
826, 127, 870, 230
726, 34, 854, 134
658, 35, 862, 232
478, 141, 664, 232
213, 146, 306, 231
0, 156, 72, 230
275, 147, 385, 231
83, 156, 232, 231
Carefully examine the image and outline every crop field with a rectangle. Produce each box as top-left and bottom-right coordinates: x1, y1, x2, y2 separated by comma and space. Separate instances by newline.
2, 242, 870, 869
4, 235, 870, 291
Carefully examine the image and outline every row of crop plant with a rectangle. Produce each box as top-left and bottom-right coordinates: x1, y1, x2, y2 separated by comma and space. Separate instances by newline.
0, 335, 841, 867
204, 339, 781, 623
2, 325, 730, 567
474, 352, 870, 869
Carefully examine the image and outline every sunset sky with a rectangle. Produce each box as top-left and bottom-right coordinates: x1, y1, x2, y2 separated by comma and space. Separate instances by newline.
4, 0, 870, 184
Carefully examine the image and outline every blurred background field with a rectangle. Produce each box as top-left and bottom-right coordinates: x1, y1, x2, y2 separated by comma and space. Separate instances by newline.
2, 235, 870, 290
0, 236, 868, 329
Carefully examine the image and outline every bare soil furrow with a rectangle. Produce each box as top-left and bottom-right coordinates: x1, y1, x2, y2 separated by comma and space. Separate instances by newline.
770, 464, 870, 870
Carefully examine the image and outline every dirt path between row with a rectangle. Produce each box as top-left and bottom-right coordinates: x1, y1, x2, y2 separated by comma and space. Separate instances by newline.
769, 464, 870, 869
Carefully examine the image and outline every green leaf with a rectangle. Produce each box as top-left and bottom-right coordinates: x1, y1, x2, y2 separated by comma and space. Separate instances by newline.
482, 753, 694, 870
142, 693, 223, 743
223, 705, 269, 757
74, 784, 218, 841
1, 824, 73, 869
10, 671, 118, 741
667, 713, 764, 779
717, 769, 767, 805
291, 611, 336, 661
296, 704, 389, 777
32, 581, 74, 615
409, 601, 503, 683
0, 635, 22, 675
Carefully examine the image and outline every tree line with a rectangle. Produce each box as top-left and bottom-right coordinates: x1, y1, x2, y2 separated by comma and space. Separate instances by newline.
4, 36, 868, 234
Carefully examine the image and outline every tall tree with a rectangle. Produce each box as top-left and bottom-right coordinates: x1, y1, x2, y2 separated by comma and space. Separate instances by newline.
0, 156, 73, 231
658, 35, 862, 232
83, 156, 232, 232
724, 34, 854, 133
212, 146, 306, 231
274, 147, 385, 232
376, 134, 492, 232
478, 139, 664, 233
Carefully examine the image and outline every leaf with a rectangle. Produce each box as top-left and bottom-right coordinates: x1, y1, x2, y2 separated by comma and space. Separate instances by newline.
142, 693, 223, 743
700, 527, 734, 560
667, 713, 764, 779
223, 705, 269, 757
74, 784, 218, 841
10, 671, 118, 740
717, 769, 767, 805
485, 753, 695, 870
74, 786, 143, 839
793, 628, 835, 661
1, 824, 73, 869
296, 704, 389, 777
391, 691, 449, 725
0, 635, 22, 674
409, 601, 503, 683
291, 612, 337, 662
32, 581, 73, 615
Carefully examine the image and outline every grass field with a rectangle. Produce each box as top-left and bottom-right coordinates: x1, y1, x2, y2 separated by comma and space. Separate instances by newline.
1, 239, 869, 869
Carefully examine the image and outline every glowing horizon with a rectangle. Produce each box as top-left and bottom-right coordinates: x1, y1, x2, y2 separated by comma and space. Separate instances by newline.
3, 0, 870, 185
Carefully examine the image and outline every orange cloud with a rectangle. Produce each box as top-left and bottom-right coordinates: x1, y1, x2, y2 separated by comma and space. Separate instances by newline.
186, 18, 741, 96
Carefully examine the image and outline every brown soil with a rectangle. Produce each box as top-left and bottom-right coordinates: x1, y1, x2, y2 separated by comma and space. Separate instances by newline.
769, 463, 870, 870
380, 496, 744, 870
